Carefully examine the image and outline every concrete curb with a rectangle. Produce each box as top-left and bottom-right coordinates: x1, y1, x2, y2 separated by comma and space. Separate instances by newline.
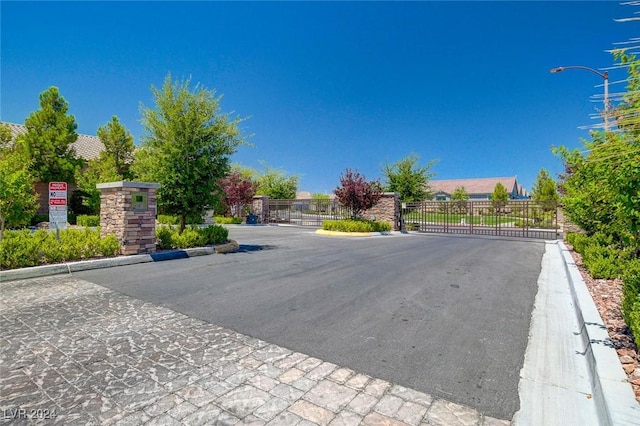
559, 241, 640, 425
0, 240, 239, 283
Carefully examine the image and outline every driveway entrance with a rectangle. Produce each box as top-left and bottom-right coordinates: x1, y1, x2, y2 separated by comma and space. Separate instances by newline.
75, 227, 545, 419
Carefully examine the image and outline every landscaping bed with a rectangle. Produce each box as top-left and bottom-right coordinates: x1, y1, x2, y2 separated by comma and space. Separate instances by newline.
569, 248, 640, 402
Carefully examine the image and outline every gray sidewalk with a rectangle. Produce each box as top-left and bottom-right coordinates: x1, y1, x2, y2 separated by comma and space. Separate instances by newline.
513, 241, 640, 425
0, 275, 507, 425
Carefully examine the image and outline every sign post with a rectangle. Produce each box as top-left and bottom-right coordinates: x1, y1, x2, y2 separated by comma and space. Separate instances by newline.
49, 182, 68, 237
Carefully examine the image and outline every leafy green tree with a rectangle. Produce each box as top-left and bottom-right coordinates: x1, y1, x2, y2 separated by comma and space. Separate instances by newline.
491, 182, 509, 212
18, 87, 82, 183
0, 123, 12, 150
382, 153, 437, 201
255, 163, 299, 199
451, 186, 469, 201
75, 156, 121, 214
0, 124, 38, 239
75, 116, 136, 214
96, 116, 135, 179
451, 186, 469, 213
554, 51, 640, 254
132, 74, 247, 232
531, 168, 559, 212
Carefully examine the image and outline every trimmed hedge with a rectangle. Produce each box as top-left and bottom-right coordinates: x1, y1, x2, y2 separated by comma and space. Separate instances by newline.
567, 232, 640, 346
622, 261, 640, 348
322, 219, 391, 233
155, 225, 228, 250
157, 215, 204, 225
214, 216, 243, 224
77, 215, 100, 227
0, 229, 121, 270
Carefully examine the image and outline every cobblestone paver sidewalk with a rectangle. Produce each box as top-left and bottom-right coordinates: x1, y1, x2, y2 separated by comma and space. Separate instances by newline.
1, 276, 509, 425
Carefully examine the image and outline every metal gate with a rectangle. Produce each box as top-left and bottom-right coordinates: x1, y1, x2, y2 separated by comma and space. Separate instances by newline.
266, 199, 351, 227
400, 200, 559, 239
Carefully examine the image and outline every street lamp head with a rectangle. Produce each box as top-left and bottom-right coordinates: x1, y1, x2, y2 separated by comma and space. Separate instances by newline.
550, 67, 565, 73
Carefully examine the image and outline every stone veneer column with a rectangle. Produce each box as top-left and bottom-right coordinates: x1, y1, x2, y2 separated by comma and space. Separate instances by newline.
252, 195, 269, 223
97, 181, 161, 255
364, 192, 400, 231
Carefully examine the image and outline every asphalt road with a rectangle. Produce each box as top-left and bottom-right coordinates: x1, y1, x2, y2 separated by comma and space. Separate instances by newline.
75, 226, 546, 419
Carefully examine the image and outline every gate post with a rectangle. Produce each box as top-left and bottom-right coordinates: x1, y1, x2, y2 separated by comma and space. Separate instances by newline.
364, 192, 400, 231
252, 195, 269, 223
97, 181, 160, 255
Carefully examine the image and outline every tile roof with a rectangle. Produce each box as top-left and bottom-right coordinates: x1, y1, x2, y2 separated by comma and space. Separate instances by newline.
429, 177, 520, 196
2, 121, 104, 160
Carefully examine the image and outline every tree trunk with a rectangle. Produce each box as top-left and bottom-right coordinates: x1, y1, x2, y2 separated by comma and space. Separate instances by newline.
179, 215, 186, 233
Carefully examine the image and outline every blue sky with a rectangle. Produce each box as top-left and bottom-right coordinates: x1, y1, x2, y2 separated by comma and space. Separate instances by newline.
1, 1, 636, 194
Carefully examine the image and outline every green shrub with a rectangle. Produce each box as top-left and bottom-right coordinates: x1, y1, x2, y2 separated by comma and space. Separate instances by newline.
322, 219, 391, 233
157, 215, 179, 225
99, 235, 121, 257
567, 232, 592, 254
370, 221, 392, 232
582, 244, 624, 279
0, 230, 41, 268
172, 227, 204, 249
157, 214, 203, 225
77, 215, 100, 227
0, 228, 121, 270
156, 226, 174, 250
214, 216, 243, 224
155, 225, 228, 250
200, 225, 229, 244
622, 261, 640, 347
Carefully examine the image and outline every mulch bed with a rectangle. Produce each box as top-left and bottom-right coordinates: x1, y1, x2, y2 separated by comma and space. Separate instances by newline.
568, 248, 640, 402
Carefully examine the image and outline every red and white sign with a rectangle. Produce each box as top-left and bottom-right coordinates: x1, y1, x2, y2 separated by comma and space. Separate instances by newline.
49, 198, 67, 206
49, 182, 68, 229
49, 182, 67, 191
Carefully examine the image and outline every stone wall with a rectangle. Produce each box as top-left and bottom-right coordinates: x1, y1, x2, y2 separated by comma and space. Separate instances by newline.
252, 196, 269, 224
363, 193, 400, 231
97, 181, 160, 256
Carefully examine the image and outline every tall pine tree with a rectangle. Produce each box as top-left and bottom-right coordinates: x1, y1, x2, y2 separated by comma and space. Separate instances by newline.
19, 87, 82, 183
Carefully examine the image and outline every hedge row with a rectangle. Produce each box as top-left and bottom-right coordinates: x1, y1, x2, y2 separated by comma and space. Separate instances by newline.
622, 262, 640, 350
156, 225, 228, 250
77, 215, 100, 227
0, 229, 121, 270
157, 215, 204, 225
322, 219, 392, 233
214, 217, 243, 224
567, 232, 640, 347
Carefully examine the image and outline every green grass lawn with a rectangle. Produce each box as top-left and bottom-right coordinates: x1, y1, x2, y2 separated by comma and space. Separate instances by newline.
402, 211, 512, 225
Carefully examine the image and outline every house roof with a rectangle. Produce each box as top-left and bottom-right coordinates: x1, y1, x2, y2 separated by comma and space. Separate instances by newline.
429, 177, 520, 196
2, 121, 104, 160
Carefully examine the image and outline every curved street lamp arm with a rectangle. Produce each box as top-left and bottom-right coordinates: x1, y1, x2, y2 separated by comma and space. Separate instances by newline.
550, 65, 608, 80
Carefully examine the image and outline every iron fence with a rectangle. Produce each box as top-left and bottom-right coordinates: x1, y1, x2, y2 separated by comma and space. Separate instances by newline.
266, 199, 352, 227
400, 200, 559, 239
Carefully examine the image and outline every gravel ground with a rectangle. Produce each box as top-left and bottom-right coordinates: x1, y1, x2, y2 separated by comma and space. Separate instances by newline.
568, 247, 640, 402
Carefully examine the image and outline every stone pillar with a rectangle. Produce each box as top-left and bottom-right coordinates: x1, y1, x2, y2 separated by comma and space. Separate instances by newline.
364, 192, 400, 231
252, 195, 269, 223
97, 181, 161, 255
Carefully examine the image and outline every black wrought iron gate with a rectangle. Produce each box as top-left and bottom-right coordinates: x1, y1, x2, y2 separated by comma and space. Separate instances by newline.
399, 200, 559, 239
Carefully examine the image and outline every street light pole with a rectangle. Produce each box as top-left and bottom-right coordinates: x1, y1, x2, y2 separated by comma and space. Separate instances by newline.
550, 65, 610, 131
